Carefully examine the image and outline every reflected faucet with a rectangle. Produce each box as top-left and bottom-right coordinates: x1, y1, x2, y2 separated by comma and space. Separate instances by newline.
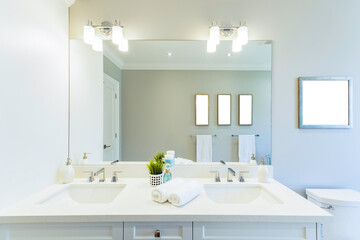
227, 168, 236, 182
94, 168, 106, 182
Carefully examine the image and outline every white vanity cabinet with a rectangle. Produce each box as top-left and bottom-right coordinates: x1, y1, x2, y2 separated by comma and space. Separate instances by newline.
193, 222, 317, 240
0, 221, 319, 240
0, 223, 123, 240
124, 222, 192, 240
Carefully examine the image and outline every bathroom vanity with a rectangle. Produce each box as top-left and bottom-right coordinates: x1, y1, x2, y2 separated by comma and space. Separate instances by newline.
0, 163, 331, 240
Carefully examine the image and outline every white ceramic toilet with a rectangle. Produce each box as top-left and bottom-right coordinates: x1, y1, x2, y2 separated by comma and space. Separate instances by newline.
306, 189, 360, 240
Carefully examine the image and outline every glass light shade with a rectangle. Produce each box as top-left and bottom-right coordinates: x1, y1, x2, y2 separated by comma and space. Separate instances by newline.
232, 39, 242, 52
112, 25, 123, 45
118, 38, 128, 52
209, 25, 220, 45
238, 25, 248, 45
207, 40, 216, 53
83, 25, 95, 45
92, 37, 103, 52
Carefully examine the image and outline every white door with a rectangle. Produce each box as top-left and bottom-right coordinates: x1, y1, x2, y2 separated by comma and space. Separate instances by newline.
103, 74, 119, 162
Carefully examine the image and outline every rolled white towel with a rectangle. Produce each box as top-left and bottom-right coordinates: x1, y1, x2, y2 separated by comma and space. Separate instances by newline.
168, 181, 202, 207
151, 178, 185, 203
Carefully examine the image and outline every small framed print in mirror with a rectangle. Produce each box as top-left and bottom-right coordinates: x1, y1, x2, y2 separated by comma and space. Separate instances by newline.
217, 94, 231, 126
299, 77, 352, 129
195, 94, 209, 126
239, 94, 253, 126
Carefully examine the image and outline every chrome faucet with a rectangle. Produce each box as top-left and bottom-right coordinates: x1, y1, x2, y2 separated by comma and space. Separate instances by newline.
94, 168, 106, 182
227, 168, 236, 182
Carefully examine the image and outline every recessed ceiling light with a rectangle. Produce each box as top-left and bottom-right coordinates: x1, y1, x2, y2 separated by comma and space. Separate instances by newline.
167, 52, 172, 56
227, 53, 232, 57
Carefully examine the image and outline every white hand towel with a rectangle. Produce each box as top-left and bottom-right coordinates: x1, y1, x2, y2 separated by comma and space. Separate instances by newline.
168, 181, 201, 207
151, 178, 185, 203
196, 135, 212, 162
238, 135, 255, 162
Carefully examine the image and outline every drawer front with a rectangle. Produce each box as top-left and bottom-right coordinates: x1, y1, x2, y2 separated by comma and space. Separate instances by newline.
124, 222, 192, 240
0, 222, 123, 240
193, 222, 316, 240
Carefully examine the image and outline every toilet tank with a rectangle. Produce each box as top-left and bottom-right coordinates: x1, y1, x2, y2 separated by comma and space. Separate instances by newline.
306, 189, 360, 240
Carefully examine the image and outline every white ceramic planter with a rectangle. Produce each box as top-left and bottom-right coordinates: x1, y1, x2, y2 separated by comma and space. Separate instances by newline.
149, 173, 163, 186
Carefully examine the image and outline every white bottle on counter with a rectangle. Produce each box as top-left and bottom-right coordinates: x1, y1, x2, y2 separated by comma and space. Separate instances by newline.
257, 158, 269, 183
60, 157, 75, 184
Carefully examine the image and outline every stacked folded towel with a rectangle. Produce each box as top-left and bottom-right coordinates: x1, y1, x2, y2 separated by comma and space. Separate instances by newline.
151, 179, 201, 207
168, 181, 202, 207
151, 178, 185, 203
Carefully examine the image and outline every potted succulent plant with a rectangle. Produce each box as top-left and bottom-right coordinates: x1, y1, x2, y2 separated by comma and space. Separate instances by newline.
147, 152, 165, 186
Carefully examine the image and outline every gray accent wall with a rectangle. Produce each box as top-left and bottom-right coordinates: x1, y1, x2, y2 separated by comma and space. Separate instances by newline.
121, 70, 271, 162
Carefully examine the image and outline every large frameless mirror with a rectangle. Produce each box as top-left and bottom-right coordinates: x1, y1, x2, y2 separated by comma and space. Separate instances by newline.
299, 77, 352, 129
69, 39, 272, 163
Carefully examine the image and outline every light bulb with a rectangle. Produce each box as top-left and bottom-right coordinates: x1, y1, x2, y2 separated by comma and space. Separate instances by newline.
209, 25, 220, 45
112, 25, 123, 45
92, 37, 103, 52
238, 25, 248, 45
207, 40, 216, 53
118, 38, 128, 52
232, 39, 242, 52
83, 25, 95, 45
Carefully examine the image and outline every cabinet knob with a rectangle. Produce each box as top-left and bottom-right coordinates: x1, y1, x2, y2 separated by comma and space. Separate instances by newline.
154, 229, 161, 238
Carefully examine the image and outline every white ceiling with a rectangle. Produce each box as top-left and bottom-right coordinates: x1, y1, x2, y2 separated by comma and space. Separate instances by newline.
104, 40, 271, 70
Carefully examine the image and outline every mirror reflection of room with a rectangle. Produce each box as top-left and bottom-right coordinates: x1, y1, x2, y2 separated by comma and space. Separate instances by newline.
70, 40, 271, 163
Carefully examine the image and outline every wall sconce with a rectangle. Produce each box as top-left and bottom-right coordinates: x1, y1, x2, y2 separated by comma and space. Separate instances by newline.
207, 22, 248, 53
83, 20, 128, 52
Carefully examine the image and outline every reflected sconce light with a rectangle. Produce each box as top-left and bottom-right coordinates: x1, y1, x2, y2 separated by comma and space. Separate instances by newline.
207, 22, 249, 53
83, 20, 128, 52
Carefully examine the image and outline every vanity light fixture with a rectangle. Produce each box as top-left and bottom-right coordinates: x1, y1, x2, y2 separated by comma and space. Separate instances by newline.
83, 20, 128, 52
207, 22, 249, 53
167, 52, 172, 56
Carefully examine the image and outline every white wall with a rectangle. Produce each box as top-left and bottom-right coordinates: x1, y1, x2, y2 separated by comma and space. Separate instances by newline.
71, 0, 360, 195
70, 40, 103, 163
0, 0, 68, 209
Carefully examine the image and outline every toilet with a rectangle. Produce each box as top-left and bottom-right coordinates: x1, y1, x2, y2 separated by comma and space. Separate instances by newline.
306, 189, 360, 240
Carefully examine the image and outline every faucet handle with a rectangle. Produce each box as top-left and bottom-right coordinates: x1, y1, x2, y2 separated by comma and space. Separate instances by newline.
83, 171, 94, 182
210, 171, 221, 182
111, 171, 122, 182
239, 171, 249, 182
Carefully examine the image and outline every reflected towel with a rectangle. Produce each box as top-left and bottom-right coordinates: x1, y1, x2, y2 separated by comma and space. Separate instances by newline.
238, 135, 255, 162
196, 135, 212, 162
168, 181, 202, 207
175, 157, 195, 165
151, 178, 185, 203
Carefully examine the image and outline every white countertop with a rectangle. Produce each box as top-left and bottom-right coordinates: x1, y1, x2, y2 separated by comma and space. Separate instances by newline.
0, 178, 332, 224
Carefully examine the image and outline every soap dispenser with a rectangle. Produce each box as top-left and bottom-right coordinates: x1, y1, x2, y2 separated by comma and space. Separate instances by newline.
163, 164, 172, 183
60, 157, 75, 184
81, 153, 90, 164
257, 157, 269, 183
249, 153, 257, 165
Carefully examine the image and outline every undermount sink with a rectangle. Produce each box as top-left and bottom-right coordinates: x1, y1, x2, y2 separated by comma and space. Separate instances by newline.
204, 183, 283, 205
38, 184, 126, 205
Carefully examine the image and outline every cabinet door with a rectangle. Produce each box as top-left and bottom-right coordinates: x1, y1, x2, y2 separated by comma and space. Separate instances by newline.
0, 222, 123, 240
193, 222, 316, 240
124, 222, 192, 240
